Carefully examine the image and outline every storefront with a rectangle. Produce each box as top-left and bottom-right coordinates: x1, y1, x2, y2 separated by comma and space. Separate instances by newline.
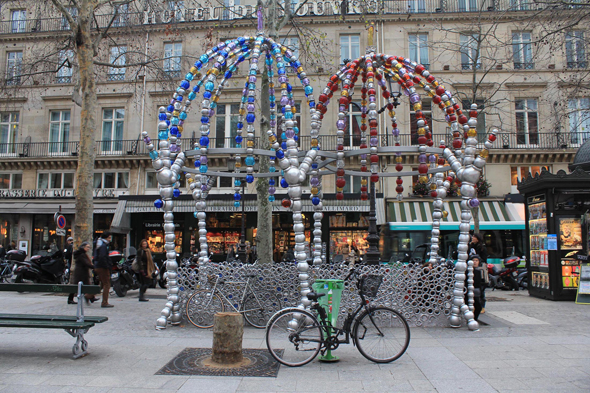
518, 167, 590, 300
383, 199, 526, 264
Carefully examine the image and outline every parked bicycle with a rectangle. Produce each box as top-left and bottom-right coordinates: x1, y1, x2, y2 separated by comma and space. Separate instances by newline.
185, 271, 282, 329
266, 267, 410, 366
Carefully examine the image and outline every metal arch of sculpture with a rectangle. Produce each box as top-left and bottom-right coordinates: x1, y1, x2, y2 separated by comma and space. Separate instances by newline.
145, 23, 496, 331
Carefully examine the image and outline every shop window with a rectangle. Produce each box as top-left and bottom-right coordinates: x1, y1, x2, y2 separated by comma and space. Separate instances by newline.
32, 214, 73, 255
94, 171, 129, 189
38, 172, 74, 189
0, 173, 22, 189
0, 112, 19, 154
0, 213, 19, 250
410, 99, 432, 145
511, 166, 548, 185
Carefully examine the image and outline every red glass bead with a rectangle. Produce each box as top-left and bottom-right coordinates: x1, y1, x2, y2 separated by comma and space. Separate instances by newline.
337, 145, 344, 151
360, 143, 367, 149
395, 163, 403, 172
426, 75, 435, 83
330, 75, 339, 82
370, 129, 378, 136
368, 88, 376, 95
452, 140, 462, 149
438, 158, 446, 165
360, 193, 368, 201
360, 166, 367, 172
319, 94, 328, 103
370, 155, 379, 163
382, 91, 390, 99
339, 97, 348, 105
396, 178, 403, 185
282, 199, 291, 208
426, 140, 434, 147
336, 178, 346, 188
458, 115, 468, 124
371, 174, 379, 183
449, 114, 456, 122
418, 136, 427, 145
435, 86, 445, 96
360, 186, 368, 192
330, 84, 338, 92
433, 96, 442, 104
470, 110, 478, 117
430, 191, 438, 198
336, 192, 344, 200
396, 185, 404, 193
489, 134, 497, 142
415, 64, 425, 74
418, 163, 429, 174
453, 103, 461, 110
337, 168, 345, 176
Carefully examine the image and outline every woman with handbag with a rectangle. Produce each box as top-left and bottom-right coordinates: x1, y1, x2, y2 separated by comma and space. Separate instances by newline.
136, 239, 155, 302
73, 242, 98, 305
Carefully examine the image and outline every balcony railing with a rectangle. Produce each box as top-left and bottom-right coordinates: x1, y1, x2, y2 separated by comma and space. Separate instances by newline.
0, 133, 582, 160
0, 1, 582, 35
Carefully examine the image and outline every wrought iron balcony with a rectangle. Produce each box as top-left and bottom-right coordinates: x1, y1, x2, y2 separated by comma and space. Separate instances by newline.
513, 62, 534, 70
567, 61, 587, 69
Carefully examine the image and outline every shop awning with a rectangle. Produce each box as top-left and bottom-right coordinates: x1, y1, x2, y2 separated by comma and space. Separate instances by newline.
387, 200, 525, 231
110, 200, 131, 234
0, 201, 117, 215
125, 197, 386, 224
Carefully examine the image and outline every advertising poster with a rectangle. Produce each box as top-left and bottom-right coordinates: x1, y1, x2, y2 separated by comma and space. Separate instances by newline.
532, 271, 550, 290
559, 218, 583, 250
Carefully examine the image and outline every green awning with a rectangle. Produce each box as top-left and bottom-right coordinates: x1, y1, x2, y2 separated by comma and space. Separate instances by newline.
388, 200, 525, 231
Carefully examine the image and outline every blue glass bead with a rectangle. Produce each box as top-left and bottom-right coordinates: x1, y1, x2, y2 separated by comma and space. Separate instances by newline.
269, 179, 275, 186
234, 180, 242, 187
158, 131, 168, 140
158, 113, 167, 121
246, 113, 255, 123
248, 83, 256, 91
235, 135, 243, 143
225, 71, 233, 79
170, 117, 179, 125
188, 92, 196, 101
270, 102, 276, 108
234, 201, 241, 208
241, 96, 248, 103
185, 73, 194, 81
199, 165, 208, 173
201, 116, 209, 124
305, 86, 313, 95
173, 189, 181, 198
248, 96, 255, 103
249, 69, 256, 76
203, 91, 212, 99
177, 133, 182, 138
245, 156, 255, 166
179, 112, 187, 120
281, 142, 287, 150
238, 37, 245, 45
280, 179, 289, 188
170, 128, 178, 136
281, 107, 286, 114
278, 68, 285, 75
312, 196, 320, 205
235, 143, 241, 148
165, 119, 171, 126
176, 94, 183, 101
167, 104, 174, 112
269, 195, 275, 202
270, 95, 275, 102
154, 199, 163, 209
194, 160, 200, 167
212, 46, 219, 52
199, 136, 209, 146
285, 112, 293, 119
193, 85, 200, 93
194, 61, 203, 69
234, 192, 241, 201
220, 50, 228, 58
281, 132, 287, 139
237, 122, 243, 129
149, 150, 158, 159
295, 61, 301, 68
238, 55, 245, 62
276, 150, 284, 159
287, 84, 293, 92
269, 166, 276, 172
311, 163, 318, 169
246, 174, 254, 183
294, 135, 299, 142
309, 100, 315, 108
200, 54, 209, 63
180, 80, 190, 89
294, 126, 299, 134
205, 81, 214, 91
193, 212, 198, 218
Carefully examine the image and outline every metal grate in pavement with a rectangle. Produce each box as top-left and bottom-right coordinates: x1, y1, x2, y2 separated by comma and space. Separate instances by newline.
156, 348, 281, 377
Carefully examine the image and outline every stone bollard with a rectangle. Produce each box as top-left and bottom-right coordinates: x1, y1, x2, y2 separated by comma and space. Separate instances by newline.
211, 312, 244, 364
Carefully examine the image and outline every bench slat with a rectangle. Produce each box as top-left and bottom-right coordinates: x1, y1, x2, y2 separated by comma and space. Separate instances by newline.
0, 314, 108, 323
0, 319, 95, 329
0, 283, 101, 294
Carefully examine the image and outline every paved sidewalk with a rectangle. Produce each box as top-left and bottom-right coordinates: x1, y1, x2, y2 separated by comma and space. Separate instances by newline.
0, 287, 588, 393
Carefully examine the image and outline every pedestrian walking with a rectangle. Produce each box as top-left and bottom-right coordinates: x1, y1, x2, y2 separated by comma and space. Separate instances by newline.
64, 236, 77, 304
136, 239, 156, 302
467, 254, 484, 321
94, 232, 114, 308
469, 232, 488, 312
73, 242, 98, 304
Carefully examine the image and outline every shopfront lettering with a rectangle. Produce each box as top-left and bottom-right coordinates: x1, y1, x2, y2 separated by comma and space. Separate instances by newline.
145, 222, 181, 228
0, 188, 116, 199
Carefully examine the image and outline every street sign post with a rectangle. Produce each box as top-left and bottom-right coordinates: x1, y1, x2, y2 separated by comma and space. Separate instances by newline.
55, 214, 66, 237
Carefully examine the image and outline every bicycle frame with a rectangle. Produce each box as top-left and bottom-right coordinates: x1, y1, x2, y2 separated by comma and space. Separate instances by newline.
207, 276, 265, 314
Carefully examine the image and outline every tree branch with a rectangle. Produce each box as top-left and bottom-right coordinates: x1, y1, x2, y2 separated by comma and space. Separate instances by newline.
50, 0, 79, 32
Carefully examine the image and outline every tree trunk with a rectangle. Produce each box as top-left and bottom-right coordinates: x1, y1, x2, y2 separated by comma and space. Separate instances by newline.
211, 312, 244, 364
74, 3, 97, 248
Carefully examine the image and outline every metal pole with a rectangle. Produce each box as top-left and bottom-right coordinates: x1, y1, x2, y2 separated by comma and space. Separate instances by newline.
238, 180, 247, 262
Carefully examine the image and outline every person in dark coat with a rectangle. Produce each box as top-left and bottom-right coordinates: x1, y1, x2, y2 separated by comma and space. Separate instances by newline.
73, 242, 98, 304
466, 254, 484, 321
0, 243, 5, 259
94, 232, 113, 308
65, 237, 76, 305
136, 239, 155, 302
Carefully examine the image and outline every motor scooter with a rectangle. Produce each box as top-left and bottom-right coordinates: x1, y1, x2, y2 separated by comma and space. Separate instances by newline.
111, 250, 140, 297
12, 249, 66, 284
488, 255, 520, 291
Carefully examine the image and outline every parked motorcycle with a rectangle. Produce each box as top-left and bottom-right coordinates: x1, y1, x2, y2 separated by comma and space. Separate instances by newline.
488, 256, 521, 291
111, 250, 160, 297
12, 249, 66, 284
517, 265, 528, 289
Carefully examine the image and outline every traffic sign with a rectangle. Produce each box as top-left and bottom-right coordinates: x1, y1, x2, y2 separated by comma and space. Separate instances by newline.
56, 228, 66, 237
56, 214, 66, 229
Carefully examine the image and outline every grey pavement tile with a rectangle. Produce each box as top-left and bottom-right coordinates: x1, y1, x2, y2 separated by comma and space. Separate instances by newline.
430, 378, 497, 393
105, 389, 180, 393
473, 366, 544, 379
177, 377, 242, 393
532, 366, 589, 379
1, 373, 53, 386
45, 375, 99, 387
361, 379, 414, 392
407, 338, 444, 347
521, 377, 580, 390
337, 369, 393, 381
408, 379, 436, 391
504, 359, 556, 368
57, 388, 111, 393
463, 360, 511, 369
295, 379, 363, 392
536, 335, 590, 345
414, 359, 481, 380
0, 385, 63, 393
553, 358, 590, 367
406, 346, 460, 361
485, 378, 529, 390
237, 378, 297, 392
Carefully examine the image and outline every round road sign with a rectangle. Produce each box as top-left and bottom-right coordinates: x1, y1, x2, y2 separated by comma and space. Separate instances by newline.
56, 214, 66, 229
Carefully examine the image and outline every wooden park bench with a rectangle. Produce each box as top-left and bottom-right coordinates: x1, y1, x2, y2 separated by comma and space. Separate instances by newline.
0, 282, 108, 359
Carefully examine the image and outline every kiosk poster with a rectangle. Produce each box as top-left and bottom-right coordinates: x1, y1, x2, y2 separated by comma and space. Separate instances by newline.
559, 218, 583, 250
532, 271, 550, 290
561, 259, 580, 288
575, 264, 590, 304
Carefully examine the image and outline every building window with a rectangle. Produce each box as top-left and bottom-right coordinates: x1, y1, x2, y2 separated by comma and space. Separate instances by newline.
409, 34, 429, 69
11, 10, 26, 33
60, 7, 78, 30
340, 174, 362, 194
215, 104, 241, 148
568, 98, 590, 145
511, 166, 547, 186
0, 173, 22, 189
509, 0, 530, 10
512, 32, 533, 69
49, 110, 71, 154
460, 33, 480, 70
566, 31, 586, 69
94, 172, 129, 189
515, 99, 538, 146
211, 172, 234, 188
340, 35, 360, 64
462, 99, 486, 142
344, 102, 362, 148
222, 0, 241, 20
6, 51, 23, 86
113, 3, 129, 27
101, 109, 125, 152
38, 172, 74, 189
0, 112, 19, 155
56, 49, 74, 84
408, 0, 426, 13
280, 37, 300, 71
108, 46, 126, 81
146, 171, 157, 189
410, 99, 432, 145
458, 0, 478, 12
167, 1, 185, 21
164, 42, 182, 78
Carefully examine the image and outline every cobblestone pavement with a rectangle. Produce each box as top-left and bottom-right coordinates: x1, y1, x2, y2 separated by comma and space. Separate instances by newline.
0, 287, 588, 392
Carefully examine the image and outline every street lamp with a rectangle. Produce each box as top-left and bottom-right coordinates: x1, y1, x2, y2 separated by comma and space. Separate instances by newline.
228, 156, 247, 263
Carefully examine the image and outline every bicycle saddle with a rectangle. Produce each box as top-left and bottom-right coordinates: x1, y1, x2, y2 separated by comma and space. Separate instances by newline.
307, 292, 326, 301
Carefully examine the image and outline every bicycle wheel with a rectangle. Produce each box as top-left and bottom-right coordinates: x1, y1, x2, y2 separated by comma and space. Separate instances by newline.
353, 306, 410, 363
185, 289, 225, 328
266, 308, 322, 367
242, 291, 282, 329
